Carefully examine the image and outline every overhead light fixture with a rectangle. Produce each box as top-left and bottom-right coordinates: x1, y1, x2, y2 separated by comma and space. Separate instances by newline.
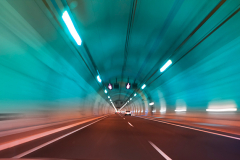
108, 96, 110, 98
141, 84, 146, 89
130, 98, 132, 100
110, 99, 112, 101
149, 102, 154, 105
206, 108, 237, 112
160, 60, 172, 72
62, 11, 82, 45
134, 93, 137, 96
126, 83, 131, 89
108, 83, 113, 90
104, 89, 107, 93
97, 75, 102, 83
175, 109, 186, 112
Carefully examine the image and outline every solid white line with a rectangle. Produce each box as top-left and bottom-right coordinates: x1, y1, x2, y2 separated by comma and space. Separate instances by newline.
149, 141, 172, 160
13, 117, 106, 158
128, 122, 134, 127
137, 116, 240, 141
0, 115, 107, 152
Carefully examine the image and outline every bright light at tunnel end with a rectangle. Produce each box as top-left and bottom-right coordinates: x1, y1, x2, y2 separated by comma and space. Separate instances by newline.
160, 60, 172, 72
62, 11, 82, 45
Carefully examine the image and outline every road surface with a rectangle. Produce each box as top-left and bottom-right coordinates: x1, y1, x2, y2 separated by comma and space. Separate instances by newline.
0, 114, 240, 160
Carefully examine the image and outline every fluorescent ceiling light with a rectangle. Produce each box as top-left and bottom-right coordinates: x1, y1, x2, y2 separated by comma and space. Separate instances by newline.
206, 108, 237, 112
104, 89, 107, 93
149, 102, 154, 105
134, 93, 137, 96
108, 96, 110, 98
62, 11, 82, 45
97, 75, 102, 83
160, 60, 172, 72
130, 98, 132, 100
141, 84, 146, 89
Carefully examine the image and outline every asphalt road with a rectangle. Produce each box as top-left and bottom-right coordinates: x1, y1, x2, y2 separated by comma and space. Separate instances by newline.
1, 114, 240, 160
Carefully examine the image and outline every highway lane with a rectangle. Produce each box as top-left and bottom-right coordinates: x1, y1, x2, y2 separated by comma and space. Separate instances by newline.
22, 114, 163, 160
129, 115, 240, 160
0, 114, 240, 160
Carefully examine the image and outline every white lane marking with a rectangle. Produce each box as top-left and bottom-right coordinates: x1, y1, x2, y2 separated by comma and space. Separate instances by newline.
0, 115, 107, 152
149, 141, 172, 160
128, 122, 134, 127
12, 117, 106, 158
136, 116, 240, 141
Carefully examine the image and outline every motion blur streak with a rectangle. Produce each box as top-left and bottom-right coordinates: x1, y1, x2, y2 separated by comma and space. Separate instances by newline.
62, 11, 82, 45
13, 116, 106, 158
0, 115, 107, 151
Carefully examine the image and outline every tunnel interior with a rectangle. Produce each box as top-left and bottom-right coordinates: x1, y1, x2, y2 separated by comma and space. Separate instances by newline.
0, 0, 240, 159
1, 0, 240, 117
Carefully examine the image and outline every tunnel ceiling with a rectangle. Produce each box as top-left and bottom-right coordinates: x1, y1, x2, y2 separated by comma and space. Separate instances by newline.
2, 0, 240, 109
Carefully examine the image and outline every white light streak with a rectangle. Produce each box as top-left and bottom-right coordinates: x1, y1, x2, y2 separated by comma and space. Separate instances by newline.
97, 75, 102, 83
62, 11, 82, 45
149, 102, 154, 106
160, 60, 172, 72
175, 109, 186, 112
206, 108, 237, 112
141, 84, 146, 89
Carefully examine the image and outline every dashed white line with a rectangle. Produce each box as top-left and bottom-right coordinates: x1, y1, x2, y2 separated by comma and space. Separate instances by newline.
12, 117, 106, 158
137, 116, 240, 141
128, 122, 134, 127
149, 141, 172, 160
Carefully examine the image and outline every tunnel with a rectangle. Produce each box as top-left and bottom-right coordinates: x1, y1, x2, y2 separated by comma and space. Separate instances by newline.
0, 0, 240, 159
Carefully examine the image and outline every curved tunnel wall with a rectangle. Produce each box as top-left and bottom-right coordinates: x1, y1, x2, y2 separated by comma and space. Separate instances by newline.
0, 1, 114, 131
1, 0, 240, 131
149, 17, 240, 113
146, 11, 240, 125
